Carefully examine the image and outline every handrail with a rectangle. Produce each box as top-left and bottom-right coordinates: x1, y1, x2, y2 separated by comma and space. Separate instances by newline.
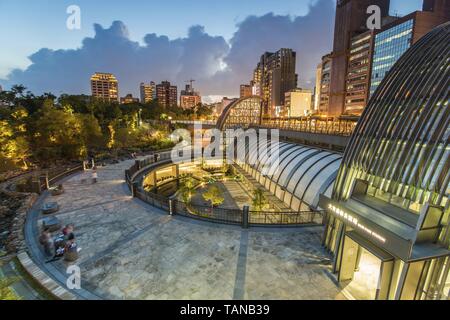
125, 152, 324, 228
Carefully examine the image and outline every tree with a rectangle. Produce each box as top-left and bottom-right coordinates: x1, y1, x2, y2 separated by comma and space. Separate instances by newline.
0, 119, 30, 171
31, 100, 86, 163
0, 259, 21, 300
0, 276, 21, 300
180, 176, 196, 204
203, 185, 224, 208
252, 188, 269, 212
78, 114, 104, 151
196, 103, 213, 119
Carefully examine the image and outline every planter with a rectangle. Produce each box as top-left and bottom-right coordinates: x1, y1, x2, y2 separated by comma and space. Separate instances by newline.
42, 202, 59, 215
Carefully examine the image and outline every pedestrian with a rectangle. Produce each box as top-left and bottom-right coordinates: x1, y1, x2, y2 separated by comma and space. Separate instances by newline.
92, 169, 98, 184
39, 228, 54, 257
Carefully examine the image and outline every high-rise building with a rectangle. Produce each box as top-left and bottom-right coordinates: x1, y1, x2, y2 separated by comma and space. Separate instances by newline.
321, 22, 450, 300
140, 82, 156, 104
285, 89, 313, 118
313, 63, 322, 112
180, 84, 201, 109
253, 48, 298, 117
252, 68, 262, 96
369, 4, 450, 96
326, 0, 449, 116
120, 94, 139, 104
344, 31, 374, 115
90, 72, 119, 102
318, 54, 332, 114
156, 81, 177, 108
240, 84, 252, 98
328, 0, 390, 116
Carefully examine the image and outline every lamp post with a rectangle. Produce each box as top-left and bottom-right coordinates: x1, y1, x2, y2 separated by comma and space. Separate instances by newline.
138, 108, 142, 127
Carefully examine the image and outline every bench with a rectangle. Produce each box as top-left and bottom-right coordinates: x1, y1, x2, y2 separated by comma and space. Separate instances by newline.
17, 252, 77, 300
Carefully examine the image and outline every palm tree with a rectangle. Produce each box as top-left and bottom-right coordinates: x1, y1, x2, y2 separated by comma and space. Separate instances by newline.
252, 188, 268, 212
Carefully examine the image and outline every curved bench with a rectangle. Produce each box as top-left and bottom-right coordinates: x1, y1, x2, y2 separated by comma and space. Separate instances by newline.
17, 252, 77, 300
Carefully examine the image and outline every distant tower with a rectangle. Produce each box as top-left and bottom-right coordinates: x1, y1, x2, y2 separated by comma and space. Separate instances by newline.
90, 73, 119, 102
140, 81, 156, 103
156, 81, 178, 108
180, 80, 201, 109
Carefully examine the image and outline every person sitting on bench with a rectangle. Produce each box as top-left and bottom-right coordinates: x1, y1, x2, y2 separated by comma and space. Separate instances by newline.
64, 234, 81, 262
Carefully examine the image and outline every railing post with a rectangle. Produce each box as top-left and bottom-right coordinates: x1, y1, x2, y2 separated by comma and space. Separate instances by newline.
39, 174, 49, 191
135, 159, 141, 171
242, 205, 249, 229
169, 199, 174, 216
132, 182, 139, 198
32, 178, 42, 194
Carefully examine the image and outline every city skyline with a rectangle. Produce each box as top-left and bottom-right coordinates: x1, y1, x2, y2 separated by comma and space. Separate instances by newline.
0, 0, 448, 304
0, 0, 423, 99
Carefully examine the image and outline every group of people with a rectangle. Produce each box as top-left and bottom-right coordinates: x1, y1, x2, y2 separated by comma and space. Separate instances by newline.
39, 224, 81, 263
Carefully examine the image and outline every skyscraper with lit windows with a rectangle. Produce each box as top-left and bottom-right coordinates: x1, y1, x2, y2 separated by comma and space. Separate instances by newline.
370, 4, 450, 97
90, 72, 119, 102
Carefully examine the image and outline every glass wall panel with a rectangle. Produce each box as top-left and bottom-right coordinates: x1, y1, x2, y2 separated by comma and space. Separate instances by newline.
303, 159, 341, 208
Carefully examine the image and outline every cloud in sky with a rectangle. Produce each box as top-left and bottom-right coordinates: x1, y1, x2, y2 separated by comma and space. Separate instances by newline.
0, 0, 335, 98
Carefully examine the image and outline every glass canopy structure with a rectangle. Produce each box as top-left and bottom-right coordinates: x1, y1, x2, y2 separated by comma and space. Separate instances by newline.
321, 22, 450, 300
216, 96, 263, 130
235, 140, 342, 212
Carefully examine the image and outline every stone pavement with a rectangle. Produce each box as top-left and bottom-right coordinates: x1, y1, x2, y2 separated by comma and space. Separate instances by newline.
29, 159, 341, 300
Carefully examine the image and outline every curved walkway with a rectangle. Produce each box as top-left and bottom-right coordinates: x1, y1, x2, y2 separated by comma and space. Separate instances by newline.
25, 159, 341, 300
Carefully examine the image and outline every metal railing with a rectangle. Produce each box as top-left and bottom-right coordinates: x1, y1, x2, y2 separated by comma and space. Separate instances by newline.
259, 117, 358, 137
249, 210, 324, 226
135, 188, 170, 211
173, 200, 243, 226
13, 165, 84, 194
47, 165, 84, 187
125, 154, 324, 228
166, 116, 359, 137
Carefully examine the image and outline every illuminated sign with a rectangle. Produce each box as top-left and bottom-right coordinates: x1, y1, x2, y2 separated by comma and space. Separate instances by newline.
328, 204, 387, 244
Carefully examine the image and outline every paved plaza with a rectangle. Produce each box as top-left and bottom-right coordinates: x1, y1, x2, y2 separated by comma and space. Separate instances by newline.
29, 159, 341, 300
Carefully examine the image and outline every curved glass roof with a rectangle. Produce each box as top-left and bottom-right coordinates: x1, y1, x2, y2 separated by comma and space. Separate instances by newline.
236, 140, 343, 211
333, 22, 450, 214
216, 96, 263, 130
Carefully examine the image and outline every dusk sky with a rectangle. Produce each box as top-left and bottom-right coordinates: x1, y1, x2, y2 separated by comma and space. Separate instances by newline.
0, 0, 423, 99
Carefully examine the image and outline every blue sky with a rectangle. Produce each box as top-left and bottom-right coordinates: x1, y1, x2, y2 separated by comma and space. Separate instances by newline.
0, 0, 422, 79
0, 0, 423, 97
